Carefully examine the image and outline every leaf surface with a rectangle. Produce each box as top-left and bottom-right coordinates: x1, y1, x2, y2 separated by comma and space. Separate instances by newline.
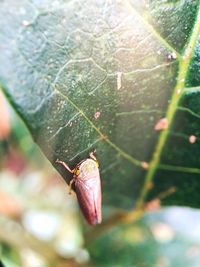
0, 0, 200, 210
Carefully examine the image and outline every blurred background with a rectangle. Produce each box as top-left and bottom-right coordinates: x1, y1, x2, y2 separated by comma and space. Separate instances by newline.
0, 90, 87, 267
1, 89, 200, 267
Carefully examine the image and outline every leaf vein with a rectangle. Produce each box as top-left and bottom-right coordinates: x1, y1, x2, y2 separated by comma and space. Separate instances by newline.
136, 4, 200, 209
53, 86, 142, 167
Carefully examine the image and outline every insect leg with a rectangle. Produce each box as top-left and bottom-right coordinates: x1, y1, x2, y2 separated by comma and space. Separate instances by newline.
56, 159, 74, 173
89, 151, 97, 161
68, 178, 75, 194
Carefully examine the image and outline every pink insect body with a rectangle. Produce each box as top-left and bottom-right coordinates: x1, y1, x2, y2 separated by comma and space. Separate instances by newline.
75, 158, 102, 224
56, 152, 102, 225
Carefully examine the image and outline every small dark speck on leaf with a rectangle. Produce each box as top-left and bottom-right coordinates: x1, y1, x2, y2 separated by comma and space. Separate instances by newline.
167, 52, 177, 61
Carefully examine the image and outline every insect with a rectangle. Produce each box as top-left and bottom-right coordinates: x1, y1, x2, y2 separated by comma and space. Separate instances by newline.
56, 152, 102, 225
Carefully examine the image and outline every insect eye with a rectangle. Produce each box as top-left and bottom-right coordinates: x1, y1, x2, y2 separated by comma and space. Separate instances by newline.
93, 160, 99, 168
75, 168, 80, 175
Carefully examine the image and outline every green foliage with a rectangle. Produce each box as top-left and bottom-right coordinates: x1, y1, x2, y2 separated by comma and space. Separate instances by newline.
0, 0, 200, 213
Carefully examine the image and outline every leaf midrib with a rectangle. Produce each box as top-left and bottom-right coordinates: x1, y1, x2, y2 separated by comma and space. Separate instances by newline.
51, 3, 200, 179
2, 0, 200, 208
136, 3, 200, 209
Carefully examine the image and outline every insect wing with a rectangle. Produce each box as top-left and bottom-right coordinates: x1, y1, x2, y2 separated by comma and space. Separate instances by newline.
75, 173, 102, 225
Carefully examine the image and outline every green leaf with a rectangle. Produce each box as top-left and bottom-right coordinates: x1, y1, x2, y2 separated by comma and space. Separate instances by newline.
0, 0, 200, 211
